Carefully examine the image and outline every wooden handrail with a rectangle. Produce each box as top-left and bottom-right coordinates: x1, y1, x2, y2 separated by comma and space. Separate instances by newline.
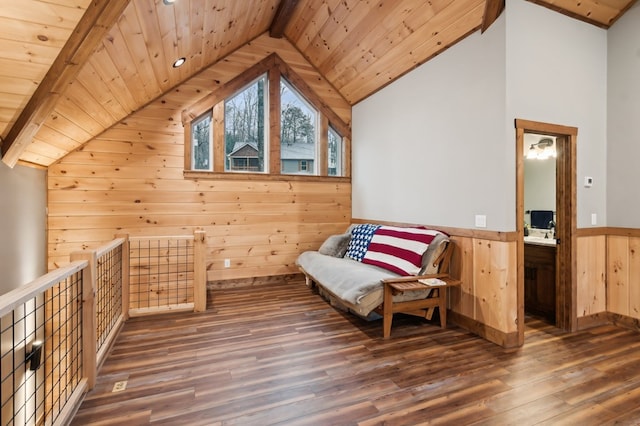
0, 260, 88, 317
129, 235, 194, 242
95, 237, 126, 258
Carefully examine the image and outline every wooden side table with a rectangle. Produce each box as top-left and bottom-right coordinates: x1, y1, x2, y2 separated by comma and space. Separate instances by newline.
381, 276, 462, 338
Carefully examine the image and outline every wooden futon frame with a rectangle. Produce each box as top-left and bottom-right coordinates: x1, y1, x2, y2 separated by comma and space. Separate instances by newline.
375, 240, 461, 338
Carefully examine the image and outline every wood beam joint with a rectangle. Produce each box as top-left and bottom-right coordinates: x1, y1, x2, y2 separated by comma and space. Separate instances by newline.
269, 0, 300, 38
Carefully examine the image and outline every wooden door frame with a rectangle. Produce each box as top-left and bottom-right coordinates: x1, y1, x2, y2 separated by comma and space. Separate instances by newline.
515, 119, 577, 345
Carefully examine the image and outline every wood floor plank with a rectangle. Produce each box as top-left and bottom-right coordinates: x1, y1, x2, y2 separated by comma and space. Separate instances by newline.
71, 279, 640, 425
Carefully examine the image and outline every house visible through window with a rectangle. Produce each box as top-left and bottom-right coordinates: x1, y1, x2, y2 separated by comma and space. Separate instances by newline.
280, 79, 317, 175
228, 142, 260, 171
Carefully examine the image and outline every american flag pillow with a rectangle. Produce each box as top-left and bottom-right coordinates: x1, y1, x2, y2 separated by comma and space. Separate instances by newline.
361, 226, 443, 276
345, 224, 381, 261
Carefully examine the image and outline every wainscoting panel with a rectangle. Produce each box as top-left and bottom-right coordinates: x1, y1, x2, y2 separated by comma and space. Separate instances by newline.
448, 236, 518, 345
607, 235, 640, 319
577, 235, 606, 317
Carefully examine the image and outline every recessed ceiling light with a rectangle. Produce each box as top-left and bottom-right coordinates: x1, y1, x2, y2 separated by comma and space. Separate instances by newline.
172, 57, 186, 68
163, 0, 176, 5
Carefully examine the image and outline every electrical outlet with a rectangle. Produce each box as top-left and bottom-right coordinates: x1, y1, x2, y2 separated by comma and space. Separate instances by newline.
112, 380, 127, 392
475, 215, 487, 228
224, 258, 231, 268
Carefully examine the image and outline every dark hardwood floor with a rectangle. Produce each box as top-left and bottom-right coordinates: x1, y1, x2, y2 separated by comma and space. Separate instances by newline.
72, 280, 640, 425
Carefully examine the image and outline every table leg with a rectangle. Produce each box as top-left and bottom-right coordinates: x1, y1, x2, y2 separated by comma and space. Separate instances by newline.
438, 287, 447, 328
383, 283, 393, 338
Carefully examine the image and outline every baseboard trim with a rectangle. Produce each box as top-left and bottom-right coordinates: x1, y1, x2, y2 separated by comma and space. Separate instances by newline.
208, 273, 304, 289
577, 312, 640, 333
609, 313, 640, 331
576, 312, 610, 330
448, 311, 520, 349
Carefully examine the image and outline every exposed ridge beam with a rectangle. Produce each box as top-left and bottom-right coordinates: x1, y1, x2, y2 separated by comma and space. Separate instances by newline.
270, 0, 300, 38
1, 0, 131, 168
481, 0, 505, 33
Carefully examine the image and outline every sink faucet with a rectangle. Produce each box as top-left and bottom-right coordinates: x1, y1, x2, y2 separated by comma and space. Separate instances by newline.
548, 220, 556, 239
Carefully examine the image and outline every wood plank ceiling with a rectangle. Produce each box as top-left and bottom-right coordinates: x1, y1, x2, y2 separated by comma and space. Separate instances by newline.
0, 0, 636, 168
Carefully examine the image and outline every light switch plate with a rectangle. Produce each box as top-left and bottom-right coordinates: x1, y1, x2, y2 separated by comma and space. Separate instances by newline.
475, 215, 487, 228
591, 213, 597, 225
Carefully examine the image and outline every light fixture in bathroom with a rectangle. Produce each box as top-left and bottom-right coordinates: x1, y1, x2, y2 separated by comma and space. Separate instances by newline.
163, 0, 176, 5
526, 137, 556, 160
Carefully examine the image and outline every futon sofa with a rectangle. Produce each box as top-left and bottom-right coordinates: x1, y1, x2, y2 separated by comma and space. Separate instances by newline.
296, 224, 456, 337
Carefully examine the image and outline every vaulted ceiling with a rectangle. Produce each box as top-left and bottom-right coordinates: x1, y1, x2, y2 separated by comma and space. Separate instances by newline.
0, 0, 636, 168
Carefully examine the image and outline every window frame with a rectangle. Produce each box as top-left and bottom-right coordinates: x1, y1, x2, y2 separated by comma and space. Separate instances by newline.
182, 53, 350, 182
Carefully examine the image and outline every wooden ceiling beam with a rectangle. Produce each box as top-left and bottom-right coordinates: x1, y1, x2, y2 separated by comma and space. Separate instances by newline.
481, 0, 505, 33
1, 0, 131, 168
526, 0, 635, 29
269, 0, 300, 38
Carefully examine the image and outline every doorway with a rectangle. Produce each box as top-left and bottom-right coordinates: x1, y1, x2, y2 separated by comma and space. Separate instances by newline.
515, 119, 577, 346
523, 133, 557, 324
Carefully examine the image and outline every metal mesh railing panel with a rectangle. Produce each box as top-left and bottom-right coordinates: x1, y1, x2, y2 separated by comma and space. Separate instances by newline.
95, 245, 123, 352
129, 238, 194, 311
1, 271, 83, 426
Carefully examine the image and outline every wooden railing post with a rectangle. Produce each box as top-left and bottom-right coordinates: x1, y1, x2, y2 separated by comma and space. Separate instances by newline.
115, 233, 130, 320
71, 250, 97, 390
194, 230, 207, 312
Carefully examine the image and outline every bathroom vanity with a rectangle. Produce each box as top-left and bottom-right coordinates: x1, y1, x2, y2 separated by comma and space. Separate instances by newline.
524, 236, 556, 322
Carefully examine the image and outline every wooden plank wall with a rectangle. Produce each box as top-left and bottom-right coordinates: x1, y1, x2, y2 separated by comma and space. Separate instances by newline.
607, 235, 640, 319
47, 34, 352, 283
577, 235, 606, 317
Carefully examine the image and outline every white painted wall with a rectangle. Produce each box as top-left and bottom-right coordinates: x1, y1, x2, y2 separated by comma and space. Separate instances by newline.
0, 163, 46, 295
506, 0, 608, 228
353, 0, 609, 231
352, 13, 509, 230
607, 2, 640, 227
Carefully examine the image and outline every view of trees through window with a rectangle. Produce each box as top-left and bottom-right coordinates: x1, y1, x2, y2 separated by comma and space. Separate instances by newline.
192, 112, 212, 170
280, 79, 317, 174
328, 126, 342, 176
187, 64, 345, 178
224, 75, 267, 172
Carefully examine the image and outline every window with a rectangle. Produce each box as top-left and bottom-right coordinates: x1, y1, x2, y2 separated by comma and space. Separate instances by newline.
191, 112, 212, 171
183, 53, 350, 180
328, 126, 343, 176
280, 79, 317, 175
225, 75, 268, 172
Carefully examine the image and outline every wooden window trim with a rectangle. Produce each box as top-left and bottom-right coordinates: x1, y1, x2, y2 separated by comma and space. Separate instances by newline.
182, 53, 351, 180
183, 170, 350, 183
